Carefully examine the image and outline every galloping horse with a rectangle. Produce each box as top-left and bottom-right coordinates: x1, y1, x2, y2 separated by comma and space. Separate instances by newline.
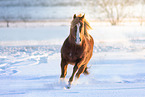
60, 14, 94, 88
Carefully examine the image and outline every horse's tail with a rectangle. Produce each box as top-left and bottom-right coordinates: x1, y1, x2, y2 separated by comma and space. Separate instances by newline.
83, 67, 89, 75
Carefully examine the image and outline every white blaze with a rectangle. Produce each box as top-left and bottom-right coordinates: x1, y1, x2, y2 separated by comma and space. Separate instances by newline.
76, 23, 81, 45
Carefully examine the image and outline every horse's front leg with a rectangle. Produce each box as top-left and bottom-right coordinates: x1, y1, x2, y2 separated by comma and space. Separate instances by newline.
68, 59, 85, 85
69, 64, 79, 84
65, 64, 79, 89
76, 64, 87, 79
60, 59, 68, 79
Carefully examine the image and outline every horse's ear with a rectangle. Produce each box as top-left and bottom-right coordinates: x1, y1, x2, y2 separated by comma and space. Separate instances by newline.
81, 14, 85, 20
73, 14, 76, 19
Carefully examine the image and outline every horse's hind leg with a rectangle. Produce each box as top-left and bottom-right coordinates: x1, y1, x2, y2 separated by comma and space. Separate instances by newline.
60, 59, 68, 78
75, 65, 87, 79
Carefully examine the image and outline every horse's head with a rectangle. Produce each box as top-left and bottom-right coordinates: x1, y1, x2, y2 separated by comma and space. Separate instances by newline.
70, 14, 85, 45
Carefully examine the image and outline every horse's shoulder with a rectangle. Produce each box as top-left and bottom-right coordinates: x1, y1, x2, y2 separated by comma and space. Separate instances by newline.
87, 35, 94, 44
84, 35, 94, 52
62, 37, 69, 46
61, 37, 72, 52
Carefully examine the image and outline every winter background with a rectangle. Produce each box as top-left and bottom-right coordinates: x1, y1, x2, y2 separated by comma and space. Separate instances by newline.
0, 0, 145, 97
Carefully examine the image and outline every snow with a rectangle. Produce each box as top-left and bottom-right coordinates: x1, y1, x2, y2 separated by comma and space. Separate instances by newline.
0, 23, 145, 97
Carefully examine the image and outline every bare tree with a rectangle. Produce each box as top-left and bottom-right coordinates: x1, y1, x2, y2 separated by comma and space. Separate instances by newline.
138, 0, 145, 26
0, 7, 11, 27
1, 16, 11, 27
87, 0, 135, 25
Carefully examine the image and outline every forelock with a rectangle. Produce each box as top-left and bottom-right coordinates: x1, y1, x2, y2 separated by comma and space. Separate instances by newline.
71, 17, 80, 29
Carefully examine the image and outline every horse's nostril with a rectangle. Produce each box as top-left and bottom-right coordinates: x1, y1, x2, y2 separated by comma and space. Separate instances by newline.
75, 38, 81, 42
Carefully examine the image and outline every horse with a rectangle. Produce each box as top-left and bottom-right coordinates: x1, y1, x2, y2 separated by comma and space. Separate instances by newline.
60, 14, 94, 88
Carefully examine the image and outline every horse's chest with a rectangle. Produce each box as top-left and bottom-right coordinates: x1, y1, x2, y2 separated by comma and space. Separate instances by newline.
68, 50, 81, 57
65, 48, 83, 62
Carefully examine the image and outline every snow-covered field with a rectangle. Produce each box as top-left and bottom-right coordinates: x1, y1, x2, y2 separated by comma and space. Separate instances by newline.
0, 23, 145, 97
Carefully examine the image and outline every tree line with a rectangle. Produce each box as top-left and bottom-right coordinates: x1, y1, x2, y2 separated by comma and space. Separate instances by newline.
84, 0, 145, 25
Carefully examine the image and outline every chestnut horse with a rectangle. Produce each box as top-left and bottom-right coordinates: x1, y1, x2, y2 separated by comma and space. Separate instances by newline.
60, 14, 94, 88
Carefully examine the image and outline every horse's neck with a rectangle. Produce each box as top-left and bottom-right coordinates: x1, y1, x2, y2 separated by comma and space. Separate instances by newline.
68, 34, 73, 42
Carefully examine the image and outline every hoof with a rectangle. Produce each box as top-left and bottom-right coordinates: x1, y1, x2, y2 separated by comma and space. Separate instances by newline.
60, 78, 65, 81
65, 82, 72, 89
65, 85, 71, 89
